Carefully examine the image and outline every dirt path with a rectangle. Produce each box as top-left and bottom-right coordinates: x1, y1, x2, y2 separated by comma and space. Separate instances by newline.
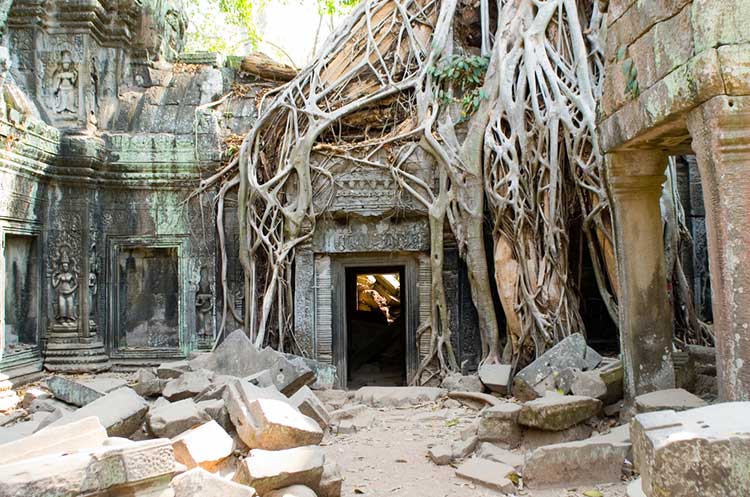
321, 401, 629, 497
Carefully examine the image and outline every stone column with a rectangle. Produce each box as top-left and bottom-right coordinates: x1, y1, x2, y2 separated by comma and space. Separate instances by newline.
607, 151, 675, 401
688, 95, 750, 401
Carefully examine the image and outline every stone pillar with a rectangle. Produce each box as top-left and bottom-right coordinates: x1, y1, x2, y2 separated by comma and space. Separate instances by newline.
607, 151, 675, 401
688, 95, 750, 401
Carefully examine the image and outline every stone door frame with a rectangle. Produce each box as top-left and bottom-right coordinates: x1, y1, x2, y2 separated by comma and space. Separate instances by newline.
330, 253, 420, 389
0, 220, 43, 375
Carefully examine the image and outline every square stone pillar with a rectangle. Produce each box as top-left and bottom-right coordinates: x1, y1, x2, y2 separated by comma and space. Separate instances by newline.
688, 95, 750, 401
607, 151, 675, 400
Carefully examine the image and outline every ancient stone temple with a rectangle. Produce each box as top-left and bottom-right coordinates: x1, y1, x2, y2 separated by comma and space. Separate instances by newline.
0, 0, 481, 386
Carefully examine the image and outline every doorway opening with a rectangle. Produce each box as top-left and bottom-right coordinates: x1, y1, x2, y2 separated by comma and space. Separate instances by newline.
345, 266, 405, 388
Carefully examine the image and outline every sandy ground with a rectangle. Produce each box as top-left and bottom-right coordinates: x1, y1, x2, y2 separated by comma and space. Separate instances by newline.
321, 401, 630, 497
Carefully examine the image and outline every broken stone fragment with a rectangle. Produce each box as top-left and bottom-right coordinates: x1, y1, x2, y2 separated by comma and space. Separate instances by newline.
21, 387, 51, 409
522, 423, 593, 450
47, 386, 148, 438
634, 387, 707, 413
553, 367, 581, 394
171, 467, 257, 497
0, 438, 177, 497
239, 398, 323, 450
197, 398, 232, 431
0, 375, 19, 411
45, 375, 127, 407
245, 369, 275, 388
163, 369, 215, 401
148, 398, 211, 439
319, 461, 343, 497
427, 444, 453, 465
518, 394, 601, 431
523, 424, 631, 488
266, 485, 318, 497
289, 385, 330, 429
172, 420, 234, 472
632, 402, 750, 497
571, 370, 608, 400
189, 330, 264, 377
477, 402, 523, 448
477, 364, 513, 394
354, 386, 446, 407
157, 360, 191, 379
441, 372, 485, 393
0, 416, 108, 465
512, 333, 602, 401
233, 445, 325, 495
134, 368, 169, 398
596, 358, 624, 405
455, 458, 517, 493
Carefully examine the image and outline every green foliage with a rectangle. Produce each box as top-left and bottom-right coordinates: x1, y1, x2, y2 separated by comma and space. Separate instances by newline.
428, 54, 490, 122
622, 58, 639, 99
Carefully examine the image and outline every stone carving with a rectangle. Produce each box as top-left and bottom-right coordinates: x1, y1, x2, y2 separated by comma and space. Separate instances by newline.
195, 266, 212, 340
313, 219, 431, 253
88, 239, 98, 318
51, 244, 79, 325
52, 50, 79, 115
0, 46, 9, 120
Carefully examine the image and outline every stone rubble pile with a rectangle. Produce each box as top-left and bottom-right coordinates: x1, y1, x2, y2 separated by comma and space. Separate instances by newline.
0, 330, 342, 497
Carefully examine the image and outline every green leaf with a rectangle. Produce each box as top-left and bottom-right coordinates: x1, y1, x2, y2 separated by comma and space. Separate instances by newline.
616, 46, 627, 62
583, 490, 604, 497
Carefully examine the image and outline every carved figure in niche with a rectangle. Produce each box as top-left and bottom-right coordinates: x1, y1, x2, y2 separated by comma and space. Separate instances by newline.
87, 56, 99, 126
88, 240, 98, 318
195, 267, 212, 339
52, 50, 78, 115
0, 46, 9, 120
52, 248, 79, 324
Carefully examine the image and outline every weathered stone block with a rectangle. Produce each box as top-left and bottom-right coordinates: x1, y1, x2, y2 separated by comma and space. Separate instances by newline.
477, 364, 512, 394
474, 443, 524, 470
522, 423, 593, 450
632, 402, 750, 497
0, 438, 177, 497
48, 387, 148, 438
441, 373, 485, 393
134, 368, 169, 398
319, 461, 343, 497
148, 398, 211, 439
455, 458, 516, 493
513, 334, 602, 401
46, 376, 127, 407
0, 416, 107, 465
163, 370, 214, 401
171, 467, 257, 497
233, 445, 325, 496
241, 398, 323, 450
157, 360, 191, 379
523, 425, 630, 488
197, 398, 232, 431
634, 388, 707, 413
172, 420, 234, 472
571, 370, 609, 400
289, 385, 330, 429
353, 386, 445, 407
518, 394, 601, 431
266, 485, 317, 497
477, 403, 523, 448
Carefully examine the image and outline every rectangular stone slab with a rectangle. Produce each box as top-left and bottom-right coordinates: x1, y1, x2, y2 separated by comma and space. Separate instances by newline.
46, 376, 127, 407
47, 387, 148, 438
234, 445, 325, 495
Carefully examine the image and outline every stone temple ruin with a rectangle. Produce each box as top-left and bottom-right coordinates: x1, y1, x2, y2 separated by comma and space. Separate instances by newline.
0, 0, 747, 497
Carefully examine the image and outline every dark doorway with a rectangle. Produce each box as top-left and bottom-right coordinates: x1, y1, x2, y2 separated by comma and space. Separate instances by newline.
345, 266, 406, 388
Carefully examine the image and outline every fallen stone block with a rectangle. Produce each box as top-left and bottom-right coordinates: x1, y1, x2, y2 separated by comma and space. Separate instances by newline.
171, 467, 256, 497
597, 358, 624, 405
518, 393, 601, 431
455, 458, 516, 493
239, 398, 323, 450
290, 385, 330, 429
190, 329, 265, 377
353, 386, 445, 407
475, 443, 524, 470
234, 445, 325, 495
477, 364, 512, 394
45, 375, 127, 407
329, 404, 367, 422
0, 416, 107, 465
522, 423, 593, 450
172, 420, 234, 472
266, 485, 317, 497
163, 369, 215, 401
27, 396, 76, 414
427, 444, 453, 465
319, 461, 343, 497
246, 370, 275, 388
447, 390, 503, 409
632, 402, 750, 497
148, 398, 210, 439
134, 368, 169, 398
523, 424, 631, 488
293, 356, 337, 390
0, 438, 177, 497
261, 349, 316, 396
197, 398, 232, 431
553, 367, 580, 394
513, 333, 602, 401
441, 373, 485, 393
47, 386, 148, 437
477, 403, 523, 448
34, 406, 68, 432
571, 370, 608, 400
0, 412, 54, 443
157, 360, 191, 379
634, 388, 707, 413
0, 410, 24, 427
